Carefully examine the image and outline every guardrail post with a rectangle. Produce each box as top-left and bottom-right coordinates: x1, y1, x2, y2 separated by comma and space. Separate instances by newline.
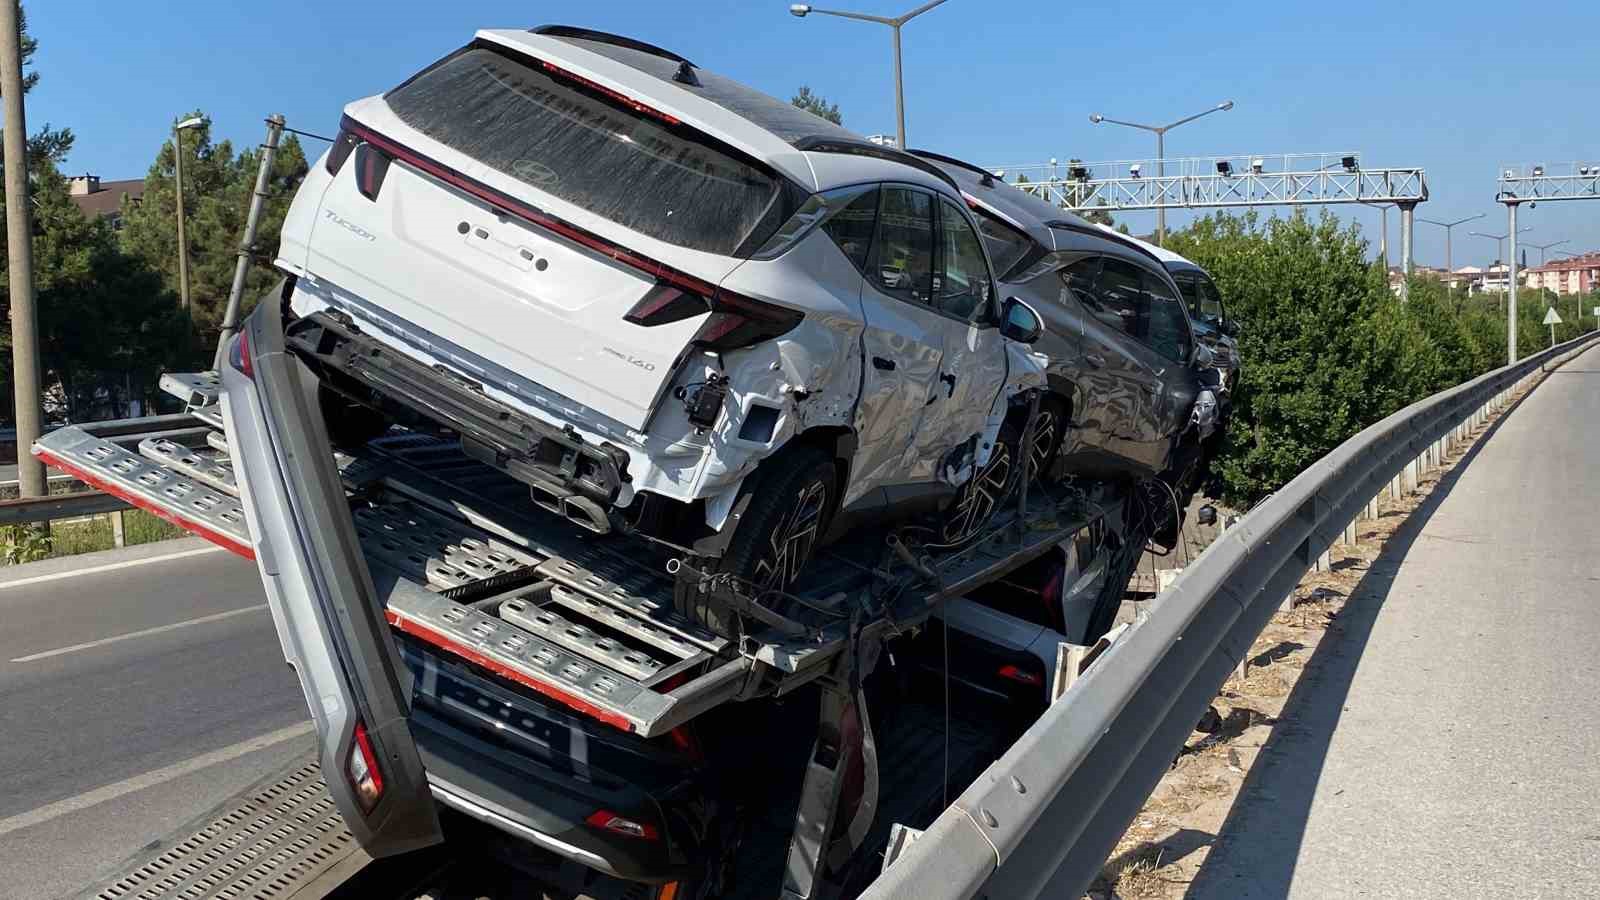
110, 509, 125, 549
1366, 496, 1380, 521
1342, 518, 1357, 547
1390, 473, 1403, 501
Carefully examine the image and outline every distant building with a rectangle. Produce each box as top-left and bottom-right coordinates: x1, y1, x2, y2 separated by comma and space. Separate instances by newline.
67, 175, 144, 230
1522, 253, 1600, 296
1388, 264, 1448, 295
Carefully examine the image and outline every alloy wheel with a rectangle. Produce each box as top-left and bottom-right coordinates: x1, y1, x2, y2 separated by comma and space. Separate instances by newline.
1027, 408, 1059, 480
941, 438, 1016, 544
751, 479, 829, 590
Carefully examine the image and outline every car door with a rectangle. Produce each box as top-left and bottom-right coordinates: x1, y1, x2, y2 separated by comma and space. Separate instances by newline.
1134, 266, 1199, 468
1072, 255, 1163, 473
912, 197, 1009, 478
847, 185, 950, 507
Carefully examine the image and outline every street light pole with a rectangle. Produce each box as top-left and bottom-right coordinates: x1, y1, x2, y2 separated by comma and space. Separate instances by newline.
1087, 100, 1235, 246
172, 116, 204, 317
0, 0, 44, 499
1417, 212, 1485, 279
789, 1, 950, 151
1524, 239, 1568, 266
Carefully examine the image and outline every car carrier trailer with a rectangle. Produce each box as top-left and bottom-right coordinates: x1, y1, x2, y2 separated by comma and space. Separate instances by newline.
37, 355, 1145, 899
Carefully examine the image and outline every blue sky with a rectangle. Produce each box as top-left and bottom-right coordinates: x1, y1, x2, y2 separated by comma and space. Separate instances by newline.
25, 0, 1597, 269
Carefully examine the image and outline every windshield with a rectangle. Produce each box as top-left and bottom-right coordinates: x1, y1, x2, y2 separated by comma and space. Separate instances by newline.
386, 47, 784, 256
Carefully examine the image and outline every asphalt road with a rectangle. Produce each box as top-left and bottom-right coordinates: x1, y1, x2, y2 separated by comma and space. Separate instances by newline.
0, 538, 308, 900
1191, 345, 1600, 899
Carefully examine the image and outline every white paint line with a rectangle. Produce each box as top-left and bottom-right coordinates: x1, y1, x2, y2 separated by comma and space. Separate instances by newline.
0, 721, 315, 838
11, 604, 268, 662
0, 545, 225, 592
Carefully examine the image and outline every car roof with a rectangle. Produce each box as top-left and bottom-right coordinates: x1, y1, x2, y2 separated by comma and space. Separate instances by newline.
494, 27, 958, 196
915, 151, 1093, 250
1091, 223, 1207, 274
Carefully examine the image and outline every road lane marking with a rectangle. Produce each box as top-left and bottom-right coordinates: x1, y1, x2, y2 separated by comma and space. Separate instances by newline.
10, 604, 269, 662
0, 721, 315, 838
0, 545, 226, 592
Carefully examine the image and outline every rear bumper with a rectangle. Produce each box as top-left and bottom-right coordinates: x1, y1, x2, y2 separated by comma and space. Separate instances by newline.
285, 309, 627, 527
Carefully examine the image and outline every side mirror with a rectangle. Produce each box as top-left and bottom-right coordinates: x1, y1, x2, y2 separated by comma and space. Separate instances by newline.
1221, 319, 1241, 338
1000, 297, 1044, 344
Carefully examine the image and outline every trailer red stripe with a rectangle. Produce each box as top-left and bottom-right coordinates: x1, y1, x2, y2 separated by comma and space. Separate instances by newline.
385, 609, 637, 733
31, 447, 256, 561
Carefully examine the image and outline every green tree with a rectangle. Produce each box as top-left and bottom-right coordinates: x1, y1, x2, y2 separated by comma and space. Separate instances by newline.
791, 86, 842, 125
118, 112, 308, 351
1166, 211, 1401, 504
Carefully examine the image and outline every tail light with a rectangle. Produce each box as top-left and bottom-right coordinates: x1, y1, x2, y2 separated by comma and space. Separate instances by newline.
227, 330, 254, 380
695, 290, 803, 351
325, 128, 359, 176
353, 143, 391, 201
623, 283, 803, 352
347, 720, 385, 813
624, 284, 707, 327
997, 663, 1044, 687
585, 809, 660, 840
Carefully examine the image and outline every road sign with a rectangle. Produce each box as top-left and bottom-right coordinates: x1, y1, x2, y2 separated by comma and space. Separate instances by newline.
1543, 307, 1563, 325
1592, 306, 1599, 318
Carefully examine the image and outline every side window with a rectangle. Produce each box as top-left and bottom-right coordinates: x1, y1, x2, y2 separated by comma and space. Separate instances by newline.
1173, 273, 1203, 320
1059, 256, 1102, 306
821, 187, 879, 274
1197, 276, 1226, 324
974, 213, 1032, 280
870, 188, 935, 305
1094, 257, 1147, 339
935, 198, 995, 321
1141, 271, 1192, 363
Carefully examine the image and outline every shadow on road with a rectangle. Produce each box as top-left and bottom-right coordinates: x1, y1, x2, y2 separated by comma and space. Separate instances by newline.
1183, 388, 1535, 899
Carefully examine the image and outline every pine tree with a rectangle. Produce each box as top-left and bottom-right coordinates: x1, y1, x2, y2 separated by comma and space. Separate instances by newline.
118, 113, 308, 350
791, 86, 842, 125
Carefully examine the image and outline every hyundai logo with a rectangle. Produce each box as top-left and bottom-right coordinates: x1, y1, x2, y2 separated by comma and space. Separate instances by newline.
512, 159, 560, 187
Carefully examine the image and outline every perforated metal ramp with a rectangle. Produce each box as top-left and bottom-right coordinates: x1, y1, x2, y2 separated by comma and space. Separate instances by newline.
83, 754, 360, 900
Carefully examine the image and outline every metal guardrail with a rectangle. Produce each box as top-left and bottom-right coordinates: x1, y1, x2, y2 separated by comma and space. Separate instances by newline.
862, 330, 1600, 900
0, 489, 129, 526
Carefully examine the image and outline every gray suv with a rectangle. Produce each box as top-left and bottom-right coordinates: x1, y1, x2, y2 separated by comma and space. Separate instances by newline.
914, 152, 1219, 490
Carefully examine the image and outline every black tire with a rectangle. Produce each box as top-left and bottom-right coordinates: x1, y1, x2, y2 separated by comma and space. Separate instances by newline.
938, 420, 1022, 545
676, 446, 837, 637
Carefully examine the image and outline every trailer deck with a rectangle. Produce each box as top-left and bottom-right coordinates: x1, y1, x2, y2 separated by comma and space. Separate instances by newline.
36, 374, 1116, 741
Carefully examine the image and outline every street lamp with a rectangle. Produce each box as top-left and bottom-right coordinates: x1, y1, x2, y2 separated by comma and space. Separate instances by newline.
788, 1, 950, 151
1469, 226, 1532, 269
1470, 226, 1533, 313
1087, 100, 1234, 246
1524, 239, 1569, 266
1416, 212, 1484, 277
173, 116, 205, 317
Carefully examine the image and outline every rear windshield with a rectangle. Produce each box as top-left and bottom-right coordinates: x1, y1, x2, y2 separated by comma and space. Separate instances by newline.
386, 47, 783, 256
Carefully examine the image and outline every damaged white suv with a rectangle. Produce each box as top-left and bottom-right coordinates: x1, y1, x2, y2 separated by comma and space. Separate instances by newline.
276, 26, 1045, 634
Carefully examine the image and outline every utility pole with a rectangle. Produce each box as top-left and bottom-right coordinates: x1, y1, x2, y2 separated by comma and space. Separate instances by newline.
1, 0, 44, 499
215, 114, 285, 368
172, 117, 205, 316
1508, 203, 1521, 364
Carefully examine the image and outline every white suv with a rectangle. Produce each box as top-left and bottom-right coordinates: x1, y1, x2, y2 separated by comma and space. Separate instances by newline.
275, 26, 1044, 634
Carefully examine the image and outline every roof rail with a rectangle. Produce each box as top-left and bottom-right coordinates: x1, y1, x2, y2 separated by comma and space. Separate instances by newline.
532, 25, 694, 66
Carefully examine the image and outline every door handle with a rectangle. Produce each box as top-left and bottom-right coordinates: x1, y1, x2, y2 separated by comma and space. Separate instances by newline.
1085, 353, 1106, 369
872, 356, 897, 371
939, 372, 956, 398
